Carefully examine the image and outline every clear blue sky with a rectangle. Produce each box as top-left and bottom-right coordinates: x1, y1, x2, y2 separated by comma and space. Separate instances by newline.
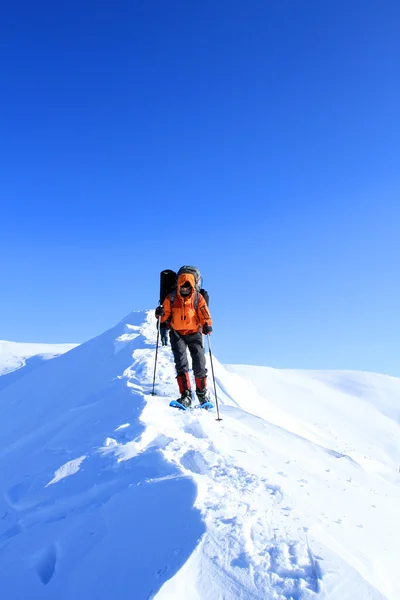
1, 1, 399, 375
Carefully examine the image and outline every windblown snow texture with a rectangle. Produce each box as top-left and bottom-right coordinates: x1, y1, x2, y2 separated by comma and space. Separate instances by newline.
0, 311, 399, 600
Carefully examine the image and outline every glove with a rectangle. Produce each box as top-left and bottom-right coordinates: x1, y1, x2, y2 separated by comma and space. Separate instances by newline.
155, 306, 164, 318
203, 323, 212, 335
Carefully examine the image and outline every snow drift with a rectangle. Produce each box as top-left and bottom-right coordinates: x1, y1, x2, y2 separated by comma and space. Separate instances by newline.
0, 311, 399, 600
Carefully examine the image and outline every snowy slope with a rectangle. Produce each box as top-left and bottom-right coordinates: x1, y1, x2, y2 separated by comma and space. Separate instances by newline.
0, 340, 77, 376
0, 311, 399, 600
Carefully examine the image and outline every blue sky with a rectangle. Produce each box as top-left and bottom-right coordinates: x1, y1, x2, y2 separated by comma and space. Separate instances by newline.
1, 1, 399, 375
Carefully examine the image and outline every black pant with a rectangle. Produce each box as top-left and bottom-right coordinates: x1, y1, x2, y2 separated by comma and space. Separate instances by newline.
160, 328, 168, 345
169, 331, 207, 379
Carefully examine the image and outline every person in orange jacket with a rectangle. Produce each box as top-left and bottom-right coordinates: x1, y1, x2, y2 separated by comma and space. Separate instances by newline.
155, 271, 212, 407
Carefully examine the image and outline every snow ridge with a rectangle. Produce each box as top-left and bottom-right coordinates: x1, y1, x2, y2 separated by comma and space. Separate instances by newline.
0, 310, 399, 600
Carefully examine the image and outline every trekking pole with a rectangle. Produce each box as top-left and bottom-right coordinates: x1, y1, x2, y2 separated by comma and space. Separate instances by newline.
206, 334, 222, 421
151, 316, 161, 395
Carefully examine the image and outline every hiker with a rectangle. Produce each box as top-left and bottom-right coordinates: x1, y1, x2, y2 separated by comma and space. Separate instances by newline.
155, 269, 212, 408
159, 321, 169, 346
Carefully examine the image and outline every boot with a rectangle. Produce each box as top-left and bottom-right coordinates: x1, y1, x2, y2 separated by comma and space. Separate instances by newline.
195, 376, 208, 405
177, 373, 192, 407
178, 389, 192, 408
196, 389, 209, 405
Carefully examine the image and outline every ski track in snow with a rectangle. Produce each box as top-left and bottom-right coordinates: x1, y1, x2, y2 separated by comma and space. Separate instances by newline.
0, 310, 399, 600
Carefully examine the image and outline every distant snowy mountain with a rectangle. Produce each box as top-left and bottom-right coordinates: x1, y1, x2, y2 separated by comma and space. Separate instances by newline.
0, 340, 78, 392
0, 340, 78, 376
0, 311, 399, 600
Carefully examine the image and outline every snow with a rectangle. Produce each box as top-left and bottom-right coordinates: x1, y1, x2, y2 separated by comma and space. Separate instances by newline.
0, 310, 399, 599
46, 457, 87, 487
0, 340, 78, 377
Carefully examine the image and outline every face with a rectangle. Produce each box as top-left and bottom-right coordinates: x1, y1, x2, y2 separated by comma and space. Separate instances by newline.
180, 284, 192, 297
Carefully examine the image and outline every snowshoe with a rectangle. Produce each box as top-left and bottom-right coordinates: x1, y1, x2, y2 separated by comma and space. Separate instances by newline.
169, 400, 189, 410
169, 390, 191, 411
195, 389, 213, 410
195, 401, 214, 410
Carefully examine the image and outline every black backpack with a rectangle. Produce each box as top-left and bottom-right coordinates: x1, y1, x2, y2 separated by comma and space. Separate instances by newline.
159, 269, 177, 304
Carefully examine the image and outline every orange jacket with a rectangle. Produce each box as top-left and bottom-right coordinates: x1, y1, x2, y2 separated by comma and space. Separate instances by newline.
160, 272, 212, 335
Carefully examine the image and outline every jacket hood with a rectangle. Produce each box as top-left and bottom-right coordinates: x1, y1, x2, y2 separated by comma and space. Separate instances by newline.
177, 273, 196, 296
